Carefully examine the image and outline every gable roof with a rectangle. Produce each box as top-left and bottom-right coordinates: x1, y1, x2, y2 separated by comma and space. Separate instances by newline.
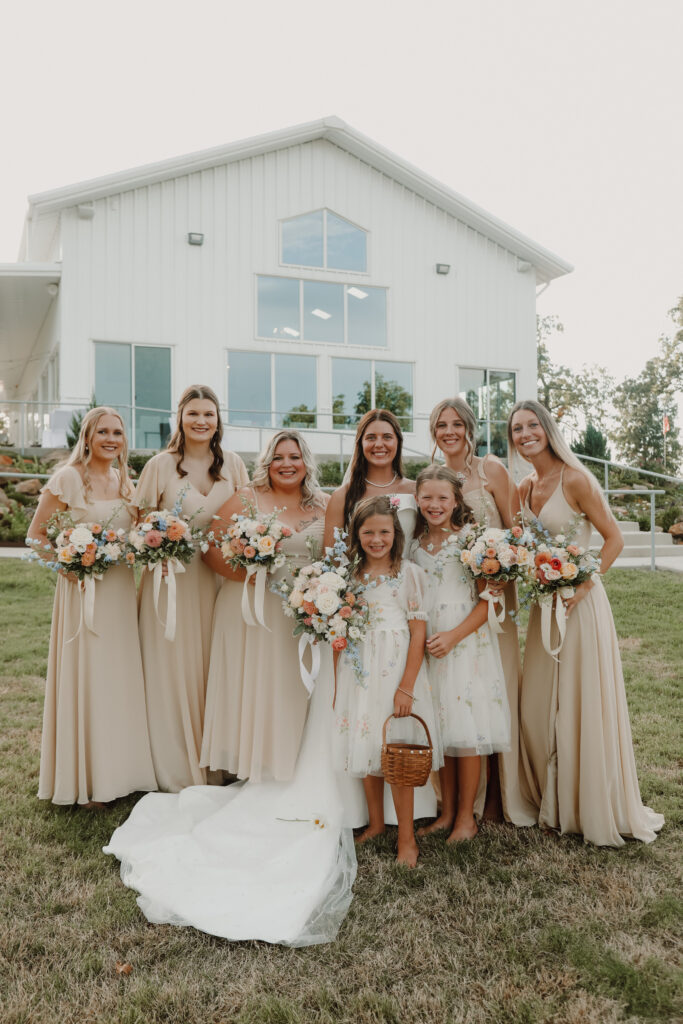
27, 116, 572, 282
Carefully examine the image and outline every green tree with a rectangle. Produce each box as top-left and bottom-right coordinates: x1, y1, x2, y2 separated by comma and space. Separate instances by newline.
66, 396, 97, 449
571, 423, 611, 461
537, 315, 614, 432
354, 373, 413, 430
281, 404, 316, 429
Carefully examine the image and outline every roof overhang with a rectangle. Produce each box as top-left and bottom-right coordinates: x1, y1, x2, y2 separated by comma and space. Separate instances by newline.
0, 264, 61, 397
27, 117, 572, 284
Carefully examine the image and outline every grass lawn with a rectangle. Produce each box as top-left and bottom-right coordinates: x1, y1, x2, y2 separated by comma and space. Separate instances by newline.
1, 562, 681, 1024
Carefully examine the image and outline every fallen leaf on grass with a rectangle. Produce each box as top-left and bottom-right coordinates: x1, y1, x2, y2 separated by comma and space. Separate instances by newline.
115, 962, 133, 976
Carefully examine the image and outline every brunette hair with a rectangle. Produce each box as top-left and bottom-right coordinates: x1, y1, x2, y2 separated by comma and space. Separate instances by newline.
167, 385, 225, 481
251, 430, 325, 510
347, 495, 404, 576
64, 406, 133, 503
429, 397, 477, 470
414, 465, 475, 537
343, 409, 405, 525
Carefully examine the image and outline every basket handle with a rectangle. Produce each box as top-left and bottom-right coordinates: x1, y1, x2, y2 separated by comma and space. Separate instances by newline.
381, 713, 433, 749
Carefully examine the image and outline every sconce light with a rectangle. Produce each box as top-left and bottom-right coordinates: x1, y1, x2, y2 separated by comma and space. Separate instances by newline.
516, 259, 533, 273
435, 263, 450, 275
46, 283, 59, 298
187, 232, 204, 246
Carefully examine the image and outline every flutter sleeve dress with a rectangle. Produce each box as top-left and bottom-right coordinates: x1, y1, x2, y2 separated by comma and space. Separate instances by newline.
135, 450, 248, 792
520, 477, 664, 846
38, 466, 156, 805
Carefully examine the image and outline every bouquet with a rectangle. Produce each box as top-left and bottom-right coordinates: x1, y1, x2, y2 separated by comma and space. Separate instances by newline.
25, 512, 128, 638
454, 522, 535, 632
523, 518, 600, 657
211, 502, 291, 629
127, 497, 205, 641
276, 529, 371, 692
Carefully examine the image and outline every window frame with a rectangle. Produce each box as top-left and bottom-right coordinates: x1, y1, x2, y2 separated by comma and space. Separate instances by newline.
92, 339, 173, 449
456, 364, 517, 457
278, 208, 369, 275
226, 348, 319, 430
331, 356, 414, 433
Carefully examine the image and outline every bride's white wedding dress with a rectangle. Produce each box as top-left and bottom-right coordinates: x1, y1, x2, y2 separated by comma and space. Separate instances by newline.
104, 649, 357, 946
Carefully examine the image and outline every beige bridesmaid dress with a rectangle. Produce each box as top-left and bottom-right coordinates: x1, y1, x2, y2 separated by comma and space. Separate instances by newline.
201, 513, 322, 784
38, 466, 156, 805
520, 473, 664, 845
464, 456, 537, 825
136, 450, 248, 792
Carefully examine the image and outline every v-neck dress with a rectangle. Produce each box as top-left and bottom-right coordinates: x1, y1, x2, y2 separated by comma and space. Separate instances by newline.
38, 466, 156, 804
520, 476, 664, 846
135, 450, 248, 792
463, 456, 537, 825
201, 508, 325, 784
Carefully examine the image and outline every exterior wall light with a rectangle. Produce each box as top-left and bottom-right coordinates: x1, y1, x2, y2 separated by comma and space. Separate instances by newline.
187, 232, 204, 246
435, 263, 450, 275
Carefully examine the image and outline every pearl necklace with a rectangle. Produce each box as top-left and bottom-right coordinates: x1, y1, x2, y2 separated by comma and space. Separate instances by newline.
364, 472, 398, 488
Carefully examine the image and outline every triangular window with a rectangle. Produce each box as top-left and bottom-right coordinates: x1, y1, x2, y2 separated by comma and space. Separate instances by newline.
281, 210, 367, 272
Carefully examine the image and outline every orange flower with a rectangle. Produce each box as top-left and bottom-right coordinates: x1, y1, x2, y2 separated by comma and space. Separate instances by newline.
303, 600, 317, 615
481, 557, 501, 574
344, 592, 356, 606
81, 550, 96, 566
125, 551, 136, 564
485, 547, 497, 558
91, 523, 103, 534
166, 520, 186, 541
332, 636, 347, 651
535, 552, 552, 567
244, 545, 256, 558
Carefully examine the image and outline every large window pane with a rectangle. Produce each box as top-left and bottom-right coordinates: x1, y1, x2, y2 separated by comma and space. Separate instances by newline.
489, 370, 516, 420
228, 351, 271, 427
327, 212, 367, 272
276, 354, 317, 428
257, 276, 300, 339
459, 368, 487, 422
303, 281, 344, 344
375, 361, 413, 432
282, 211, 324, 267
332, 358, 371, 429
347, 286, 386, 347
95, 342, 132, 437
134, 346, 171, 449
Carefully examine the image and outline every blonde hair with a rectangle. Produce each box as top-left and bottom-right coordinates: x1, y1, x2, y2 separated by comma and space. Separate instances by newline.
347, 495, 404, 575
251, 430, 325, 510
65, 407, 133, 502
414, 465, 475, 537
429, 397, 477, 472
507, 400, 601, 489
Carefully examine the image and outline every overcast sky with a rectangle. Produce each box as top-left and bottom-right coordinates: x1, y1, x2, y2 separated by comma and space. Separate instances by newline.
2, 0, 682, 387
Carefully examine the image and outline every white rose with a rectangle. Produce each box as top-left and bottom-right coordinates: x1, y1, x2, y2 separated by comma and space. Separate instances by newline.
103, 543, 121, 560
69, 526, 94, 552
544, 569, 562, 581
257, 535, 276, 555
316, 590, 341, 615
318, 571, 346, 592
273, 554, 286, 568
555, 534, 566, 545
140, 522, 153, 532
348, 626, 361, 640
498, 548, 515, 568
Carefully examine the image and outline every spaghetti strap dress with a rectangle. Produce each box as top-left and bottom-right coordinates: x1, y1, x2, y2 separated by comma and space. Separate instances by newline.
38, 466, 156, 805
464, 456, 537, 825
520, 475, 664, 846
135, 450, 248, 792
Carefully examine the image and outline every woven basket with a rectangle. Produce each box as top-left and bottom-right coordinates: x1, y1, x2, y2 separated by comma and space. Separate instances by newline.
381, 713, 433, 788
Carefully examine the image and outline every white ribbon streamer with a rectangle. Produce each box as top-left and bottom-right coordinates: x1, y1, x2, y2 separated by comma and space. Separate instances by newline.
539, 587, 574, 659
241, 564, 270, 630
149, 558, 186, 642
481, 586, 506, 634
66, 574, 101, 643
297, 633, 321, 696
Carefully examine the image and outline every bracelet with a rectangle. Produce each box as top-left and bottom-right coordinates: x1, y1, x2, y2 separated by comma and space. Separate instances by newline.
397, 687, 416, 701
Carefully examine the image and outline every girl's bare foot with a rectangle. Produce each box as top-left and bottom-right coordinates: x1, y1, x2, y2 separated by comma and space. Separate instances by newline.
416, 814, 454, 837
447, 816, 478, 842
355, 825, 385, 844
396, 837, 419, 868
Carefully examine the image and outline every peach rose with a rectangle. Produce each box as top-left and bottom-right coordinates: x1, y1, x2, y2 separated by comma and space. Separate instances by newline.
125, 551, 136, 564
244, 545, 256, 559
344, 592, 356, 606
561, 562, 579, 580
91, 523, 103, 534
567, 544, 579, 556
511, 526, 523, 538
145, 530, 163, 548
280, 526, 292, 537
303, 600, 317, 616
167, 520, 187, 541
481, 557, 501, 574
81, 550, 96, 567
332, 636, 347, 651
58, 546, 75, 563
339, 605, 353, 618
303, 617, 314, 626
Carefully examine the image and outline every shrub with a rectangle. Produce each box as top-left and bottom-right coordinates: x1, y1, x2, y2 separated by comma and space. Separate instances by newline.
0, 499, 31, 542
127, 452, 157, 477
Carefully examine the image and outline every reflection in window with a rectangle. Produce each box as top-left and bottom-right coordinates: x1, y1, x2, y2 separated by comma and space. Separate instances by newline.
257, 277, 386, 347
95, 341, 171, 448
228, 351, 317, 429
281, 210, 367, 272
333, 358, 413, 431
257, 277, 300, 339
458, 367, 516, 458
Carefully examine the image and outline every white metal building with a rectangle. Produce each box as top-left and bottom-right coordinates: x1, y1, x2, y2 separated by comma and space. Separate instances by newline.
0, 117, 572, 457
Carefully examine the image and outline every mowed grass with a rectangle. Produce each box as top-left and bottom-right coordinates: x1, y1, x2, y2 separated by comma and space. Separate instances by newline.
1, 561, 681, 1024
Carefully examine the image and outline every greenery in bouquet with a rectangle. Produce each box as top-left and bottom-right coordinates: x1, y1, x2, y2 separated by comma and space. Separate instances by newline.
521, 515, 600, 601
25, 510, 128, 580
454, 522, 535, 588
209, 500, 290, 574
127, 490, 204, 568
276, 528, 371, 683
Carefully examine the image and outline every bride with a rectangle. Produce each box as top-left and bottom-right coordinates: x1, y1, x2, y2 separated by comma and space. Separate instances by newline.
104, 432, 356, 946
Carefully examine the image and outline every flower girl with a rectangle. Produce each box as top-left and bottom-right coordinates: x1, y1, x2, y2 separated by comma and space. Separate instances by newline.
332, 495, 442, 867
411, 466, 510, 841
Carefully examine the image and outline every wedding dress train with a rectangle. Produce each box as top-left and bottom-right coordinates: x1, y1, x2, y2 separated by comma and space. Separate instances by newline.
104, 650, 357, 946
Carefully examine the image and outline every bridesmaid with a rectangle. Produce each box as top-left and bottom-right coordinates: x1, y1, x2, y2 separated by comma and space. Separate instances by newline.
509, 399, 664, 846
28, 407, 156, 807
136, 386, 248, 792
323, 409, 436, 826
201, 430, 328, 783
429, 397, 536, 826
